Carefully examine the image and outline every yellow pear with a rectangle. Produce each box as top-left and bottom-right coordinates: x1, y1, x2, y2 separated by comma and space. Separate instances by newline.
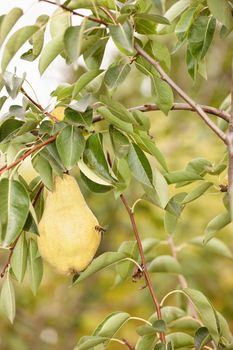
38, 174, 101, 274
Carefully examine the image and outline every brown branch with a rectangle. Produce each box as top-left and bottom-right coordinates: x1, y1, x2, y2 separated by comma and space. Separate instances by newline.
21, 87, 59, 122
92, 102, 230, 124
0, 134, 57, 176
38, 0, 108, 26
122, 338, 135, 350
167, 236, 199, 320
120, 194, 165, 343
226, 59, 233, 221
134, 42, 227, 144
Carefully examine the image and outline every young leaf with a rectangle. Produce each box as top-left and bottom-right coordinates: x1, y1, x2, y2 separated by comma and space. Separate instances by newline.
93, 311, 130, 338
0, 270, 16, 323
39, 35, 64, 74
28, 239, 43, 295
11, 232, 28, 283
109, 21, 135, 56
72, 70, 102, 98
166, 332, 194, 348
1, 25, 39, 72
97, 106, 134, 134
207, 0, 233, 30
204, 212, 231, 243
64, 25, 84, 63
0, 7, 23, 47
83, 133, 114, 182
127, 143, 153, 187
0, 178, 30, 247
164, 170, 202, 184
32, 154, 53, 190
109, 126, 130, 159
157, 0, 190, 33
182, 182, 213, 204
56, 125, 85, 170
73, 252, 128, 285
151, 75, 174, 115
148, 255, 182, 274
104, 63, 131, 90
116, 241, 138, 281
188, 236, 233, 260
50, 8, 71, 38
74, 336, 109, 350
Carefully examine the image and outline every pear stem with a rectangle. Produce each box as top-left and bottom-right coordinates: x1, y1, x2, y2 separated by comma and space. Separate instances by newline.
120, 194, 165, 343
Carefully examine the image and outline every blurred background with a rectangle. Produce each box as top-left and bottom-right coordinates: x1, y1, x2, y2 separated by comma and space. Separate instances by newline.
0, 1, 233, 349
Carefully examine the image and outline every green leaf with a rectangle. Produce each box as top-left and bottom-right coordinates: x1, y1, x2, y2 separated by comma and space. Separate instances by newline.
189, 236, 233, 260
64, 25, 85, 63
83, 133, 114, 182
101, 96, 135, 123
182, 182, 213, 204
159, 306, 186, 324
0, 270, 15, 323
83, 35, 108, 70
164, 170, 203, 184
50, 8, 71, 38
109, 126, 130, 159
204, 212, 231, 243
128, 143, 153, 187
104, 63, 131, 90
1, 25, 39, 72
183, 288, 224, 345
148, 255, 182, 274
0, 179, 30, 247
0, 8, 23, 47
39, 35, 64, 74
136, 333, 158, 350
21, 15, 49, 61
194, 327, 211, 350
166, 332, 194, 349
133, 133, 168, 172
135, 13, 170, 25
11, 233, 28, 283
80, 171, 113, 193
97, 106, 134, 134
168, 317, 200, 333
207, 0, 233, 29
109, 21, 135, 56
64, 108, 92, 128
72, 70, 102, 98
32, 154, 53, 190
75, 336, 109, 350
56, 125, 85, 170
157, 0, 190, 33
93, 311, 130, 338
116, 241, 138, 281
27, 239, 43, 295
151, 75, 174, 115
188, 16, 216, 60
73, 252, 128, 285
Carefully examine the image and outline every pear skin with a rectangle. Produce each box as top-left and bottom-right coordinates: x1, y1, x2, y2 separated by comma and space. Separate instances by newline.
38, 175, 101, 274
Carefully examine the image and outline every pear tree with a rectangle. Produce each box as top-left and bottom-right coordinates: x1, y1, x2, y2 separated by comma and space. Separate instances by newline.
0, 0, 233, 349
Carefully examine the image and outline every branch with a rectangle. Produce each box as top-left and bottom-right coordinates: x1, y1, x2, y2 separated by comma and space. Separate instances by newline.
226, 59, 233, 220
134, 43, 227, 144
21, 87, 59, 122
167, 236, 199, 320
120, 194, 165, 343
0, 134, 57, 176
92, 103, 230, 124
122, 338, 135, 350
38, 0, 108, 26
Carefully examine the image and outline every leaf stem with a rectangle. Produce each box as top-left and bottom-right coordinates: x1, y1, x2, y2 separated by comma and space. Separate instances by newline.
120, 194, 165, 343
134, 43, 227, 144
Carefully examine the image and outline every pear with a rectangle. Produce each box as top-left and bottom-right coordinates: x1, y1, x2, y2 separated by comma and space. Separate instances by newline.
38, 174, 101, 274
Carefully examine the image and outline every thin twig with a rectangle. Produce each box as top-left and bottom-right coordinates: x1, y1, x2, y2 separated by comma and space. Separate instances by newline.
0, 134, 57, 176
226, 59, 233, 220
21, 87, 59, 122
167, 236, 199, 320
120, 194, 165, 343
38, 0, 108, 25
122, 338, 135, 350
92, 102, 230, 124
134, 43, 227, 144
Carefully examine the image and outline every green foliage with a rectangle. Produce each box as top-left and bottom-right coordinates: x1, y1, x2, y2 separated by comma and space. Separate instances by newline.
0, 0, 232, 349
